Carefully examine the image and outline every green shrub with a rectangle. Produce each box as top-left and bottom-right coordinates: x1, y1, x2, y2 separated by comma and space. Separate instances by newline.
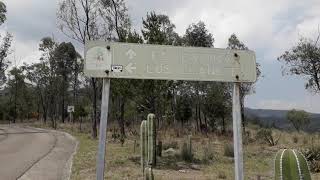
224, 143, 234, 157
255, 128, 280, 146
301, 145, 320, 172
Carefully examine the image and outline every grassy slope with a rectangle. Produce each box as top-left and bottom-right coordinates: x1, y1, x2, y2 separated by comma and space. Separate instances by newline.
29, 122, 320, 180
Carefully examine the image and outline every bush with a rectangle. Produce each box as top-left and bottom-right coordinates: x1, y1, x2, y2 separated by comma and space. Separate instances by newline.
292, 136, 299, 143
301, 146, 320, 173
255, 129, 280, 146
224, 143, 234, 157
180, 142, 193, 162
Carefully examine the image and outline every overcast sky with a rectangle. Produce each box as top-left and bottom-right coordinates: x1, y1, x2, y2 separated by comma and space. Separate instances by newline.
2, 0, 320, 113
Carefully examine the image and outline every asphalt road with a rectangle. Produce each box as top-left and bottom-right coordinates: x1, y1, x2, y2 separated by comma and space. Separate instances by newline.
0, 125, 77, 180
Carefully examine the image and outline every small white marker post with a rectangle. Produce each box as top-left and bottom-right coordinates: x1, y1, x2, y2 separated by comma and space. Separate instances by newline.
96, 78, 111, 180
232, 82, 244, 180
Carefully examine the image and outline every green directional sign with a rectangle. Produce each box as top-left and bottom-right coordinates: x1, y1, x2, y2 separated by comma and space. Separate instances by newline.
85, 41, 257, 82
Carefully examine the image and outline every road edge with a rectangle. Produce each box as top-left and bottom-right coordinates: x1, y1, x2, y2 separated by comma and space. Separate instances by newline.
61, 131, 79, 180
19, 126, 79, 180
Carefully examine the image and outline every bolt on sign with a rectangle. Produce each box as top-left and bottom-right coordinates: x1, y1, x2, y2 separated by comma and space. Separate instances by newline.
85, 41, 257, 82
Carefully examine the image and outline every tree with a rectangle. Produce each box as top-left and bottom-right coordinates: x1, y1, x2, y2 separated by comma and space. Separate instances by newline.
278, 37, 320, 93
184, 21, 214, 47
287, 109, 310, 132
142, 11, 181, 45
175, 94, 192, 126
24, 37, 60, 127
139, 12, 181, 128
203, 83, 231, 133
0, 1, 6, 25
57, 0, 129, 138
6, 67, 34, 123
227, 34, 261, 132
54, 42, 78, 123
183, 21, 215, 131
0, 1, 12, 86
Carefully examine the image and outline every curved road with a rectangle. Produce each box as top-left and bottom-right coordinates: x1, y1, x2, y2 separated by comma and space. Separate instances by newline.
0, 125, 77, 180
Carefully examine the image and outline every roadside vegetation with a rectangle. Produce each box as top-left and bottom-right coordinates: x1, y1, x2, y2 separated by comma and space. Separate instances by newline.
27, 121, 320, 180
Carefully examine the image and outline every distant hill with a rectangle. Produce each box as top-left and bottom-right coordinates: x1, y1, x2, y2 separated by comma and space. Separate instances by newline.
244, 108, 320, 132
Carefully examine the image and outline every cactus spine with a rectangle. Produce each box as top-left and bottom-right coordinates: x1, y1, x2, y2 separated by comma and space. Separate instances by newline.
140, 114, 156, 179
140, 120, 147, 173
274, 149, 311, 180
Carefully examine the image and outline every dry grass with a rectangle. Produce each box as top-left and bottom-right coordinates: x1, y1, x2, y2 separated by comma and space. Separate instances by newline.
28, 121, 320, 180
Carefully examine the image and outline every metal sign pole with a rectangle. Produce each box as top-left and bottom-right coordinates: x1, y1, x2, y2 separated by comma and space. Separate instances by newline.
96, 78, 111, 180
232, 82, 244, 180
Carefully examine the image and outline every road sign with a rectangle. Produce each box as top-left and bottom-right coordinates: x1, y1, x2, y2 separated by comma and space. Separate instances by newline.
85, 41, 256, 82
67, 106, 74, 113
86, 41, 257, 180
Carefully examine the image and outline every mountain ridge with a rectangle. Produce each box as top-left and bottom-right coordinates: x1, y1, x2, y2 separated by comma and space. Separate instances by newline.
244, 108, 320, 132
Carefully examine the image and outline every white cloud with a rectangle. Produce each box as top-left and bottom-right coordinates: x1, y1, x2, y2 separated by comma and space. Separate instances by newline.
163, 0, 320, 62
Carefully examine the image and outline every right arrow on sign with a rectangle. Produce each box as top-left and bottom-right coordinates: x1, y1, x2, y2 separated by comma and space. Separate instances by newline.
125, 63, 136, 73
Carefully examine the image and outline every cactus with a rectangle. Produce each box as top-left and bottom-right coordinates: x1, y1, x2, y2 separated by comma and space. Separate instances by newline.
141, 114, 157, 178
140, 120, 147, 173
147, 114, 156, 166
274, 149, 311, 180
144, 166, 154, 180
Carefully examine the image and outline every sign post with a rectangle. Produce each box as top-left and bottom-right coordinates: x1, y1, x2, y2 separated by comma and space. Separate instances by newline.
67, 106, 75, 122
232, 83, 244, 180
84, 41, 256, 180
96, 78, 110, 180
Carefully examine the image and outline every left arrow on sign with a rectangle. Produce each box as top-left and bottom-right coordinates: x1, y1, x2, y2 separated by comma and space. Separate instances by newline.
125, 63, 136, 73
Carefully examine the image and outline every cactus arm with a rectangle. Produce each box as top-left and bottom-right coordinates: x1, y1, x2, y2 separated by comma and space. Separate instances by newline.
297, 151, 312, 180
141, 120, 147, 173
147, 114, 156, 166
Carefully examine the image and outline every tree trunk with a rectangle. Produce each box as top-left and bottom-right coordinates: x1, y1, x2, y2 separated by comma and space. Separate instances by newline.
240, 100, 246, 133
222, 115, 226, 134
91, 78, 98, 139
61, 90, 65, 123
119, 97, 125, 138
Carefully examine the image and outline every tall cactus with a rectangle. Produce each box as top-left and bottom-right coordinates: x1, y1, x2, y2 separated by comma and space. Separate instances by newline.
274, 149, 311, 180
140, 120, 147, 173
147, 114, 156, 166
141, 114, 156, 179
144, 167, 154, 180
